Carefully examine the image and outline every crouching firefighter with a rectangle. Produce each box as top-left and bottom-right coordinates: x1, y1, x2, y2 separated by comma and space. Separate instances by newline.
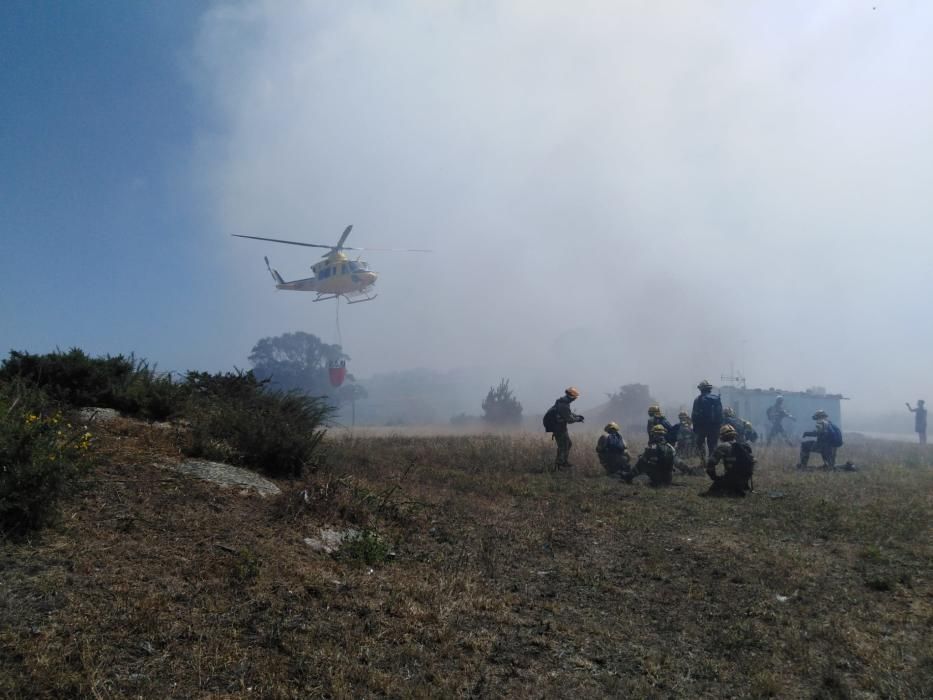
704, 423, 756, 497
797, 409, 843, 470
636, 424, 676, 486
596, 422, 634, 481
543, 387, 584, 469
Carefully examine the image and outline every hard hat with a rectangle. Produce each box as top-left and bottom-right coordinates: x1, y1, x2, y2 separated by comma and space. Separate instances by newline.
776, 395, 784, 402
812, 410, 828, 420
650, 424, 667, 437
648, 405, 662, 416
697, 380, 713, 391
719, 424, 737, 440
605, 421, 620, 433
678, 411, 689, 420
723, 407, 735, 417
565, 387, 580, 398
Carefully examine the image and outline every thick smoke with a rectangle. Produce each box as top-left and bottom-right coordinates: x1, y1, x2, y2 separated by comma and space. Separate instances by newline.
192, 1, 933, 422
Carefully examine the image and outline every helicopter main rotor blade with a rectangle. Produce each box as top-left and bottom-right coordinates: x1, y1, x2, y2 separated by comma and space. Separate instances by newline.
335, 225, 353, 249
231, 234, 334, 249
341, 246, 433, 253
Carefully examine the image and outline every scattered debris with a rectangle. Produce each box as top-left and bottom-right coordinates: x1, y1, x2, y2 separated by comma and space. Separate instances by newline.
768, 491, 787, 499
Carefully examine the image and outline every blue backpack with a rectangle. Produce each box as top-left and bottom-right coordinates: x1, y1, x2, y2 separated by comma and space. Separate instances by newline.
825, 421, 843, 447
696, 393, 723, 427
605, 432, 625, 451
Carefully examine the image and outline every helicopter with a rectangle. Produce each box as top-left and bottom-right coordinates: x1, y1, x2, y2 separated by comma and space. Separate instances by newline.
233, 225, 430, 304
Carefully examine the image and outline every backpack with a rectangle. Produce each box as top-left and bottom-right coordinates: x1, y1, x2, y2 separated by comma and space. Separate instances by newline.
824, 421, 843, 447
605, 432, 624, 451
696, 393, 723, 427
543, 405, 560, 433
732, 442, 756, 477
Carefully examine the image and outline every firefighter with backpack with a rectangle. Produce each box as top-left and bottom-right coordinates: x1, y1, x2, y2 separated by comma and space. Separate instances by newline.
596, 422, 633, 480
704, 423, 756, 497
691, 380, 724, 467
543, 387, 585, 470
797, 409, 843, 470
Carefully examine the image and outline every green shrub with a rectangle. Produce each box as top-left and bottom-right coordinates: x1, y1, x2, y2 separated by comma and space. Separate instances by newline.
183, 370, 332, 478
0, 382, 92, 536
340, 529, 391, 565
0, 348, 185, 421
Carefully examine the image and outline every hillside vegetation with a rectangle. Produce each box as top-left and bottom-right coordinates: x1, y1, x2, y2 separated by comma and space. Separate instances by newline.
1, 417, 931, 698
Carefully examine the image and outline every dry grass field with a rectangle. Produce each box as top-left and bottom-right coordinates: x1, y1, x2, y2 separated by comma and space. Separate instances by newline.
1, 419, 931, 698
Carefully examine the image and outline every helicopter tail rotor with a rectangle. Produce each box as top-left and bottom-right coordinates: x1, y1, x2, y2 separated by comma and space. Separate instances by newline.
264, 256, 285, 286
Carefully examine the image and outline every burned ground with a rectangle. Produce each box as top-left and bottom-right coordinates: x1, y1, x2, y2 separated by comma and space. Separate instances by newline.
1, 420, 931, 698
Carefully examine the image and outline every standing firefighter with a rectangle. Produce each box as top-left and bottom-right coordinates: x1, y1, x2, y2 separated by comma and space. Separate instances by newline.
797, 410, 843, 470
766, 396, 795, 446
636, 424, 676, 486
596, 422, 633, 480
543, 387, 584, 469
704, 424, 756, 497
906, 400, 927, 445
691, 380, 723, 466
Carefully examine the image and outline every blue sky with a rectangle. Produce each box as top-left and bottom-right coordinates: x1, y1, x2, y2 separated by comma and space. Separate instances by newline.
1, 2, 218, 371
2, 2, 932, 421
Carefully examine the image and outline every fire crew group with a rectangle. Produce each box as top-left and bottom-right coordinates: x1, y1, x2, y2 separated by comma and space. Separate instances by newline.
546, 381, 847, 497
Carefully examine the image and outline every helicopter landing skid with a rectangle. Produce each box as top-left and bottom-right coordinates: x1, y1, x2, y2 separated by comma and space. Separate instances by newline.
311, 293, 378, 304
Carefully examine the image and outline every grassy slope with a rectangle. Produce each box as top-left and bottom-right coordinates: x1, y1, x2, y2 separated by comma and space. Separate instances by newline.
1, 421, 931, 699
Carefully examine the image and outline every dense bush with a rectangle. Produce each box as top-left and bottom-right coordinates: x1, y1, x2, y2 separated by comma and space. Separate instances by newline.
183, 370, 333, 478
0, 381, 92, 536
481, 378, 523, 425
0, 348, 185, 421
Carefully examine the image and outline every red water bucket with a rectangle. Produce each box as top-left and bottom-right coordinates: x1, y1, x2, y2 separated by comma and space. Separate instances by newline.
329, 362, 347, 387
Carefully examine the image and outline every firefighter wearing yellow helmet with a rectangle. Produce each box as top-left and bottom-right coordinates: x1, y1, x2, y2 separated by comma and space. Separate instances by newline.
636, 423, 676, 486
646, 405, 674, 442
723, 406, 758, 444
596, 421, 633, 480
797, 409, 843, 470
671, 411, 697, 460
691, 380, 724, 467
703, 422, 756, 497
543, 387, 584, 469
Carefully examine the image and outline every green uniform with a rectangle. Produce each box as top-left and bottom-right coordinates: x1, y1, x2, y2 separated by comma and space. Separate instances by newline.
705, 440, 755, 496
674, 421, 696, 459
636, 440, 675, 486
725, 415, 758, 444
552, 395, 583, 468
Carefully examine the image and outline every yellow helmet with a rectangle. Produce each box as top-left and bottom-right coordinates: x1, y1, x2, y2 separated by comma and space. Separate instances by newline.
723, 407, 735, 417
650, 424, 667, 437
719, 424, 737, 440
812, 409, 828, 420
648, 405, 663, 416
698, 380, 713, 391
605, 421, 620, 433
565, 386, 580, 399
